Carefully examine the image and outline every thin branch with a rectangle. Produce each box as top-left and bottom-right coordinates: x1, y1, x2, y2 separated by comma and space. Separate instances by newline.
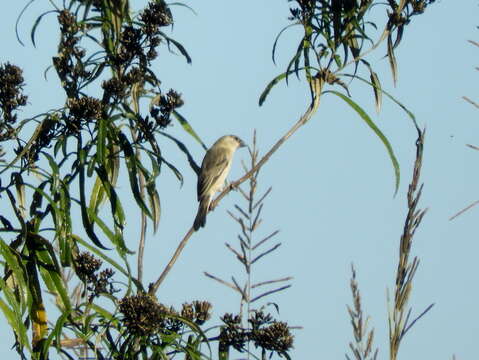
466, 144, 479, 151
253, 230, 279, 250
148, 227, 195, 294
252, 277, 293, 288
251, 243, 281, 264
251, 284, 292, 303
234, 204, 250, 220
462, 96, 479, 109
204, 272, 241, 294
227, 209, 242, 223
149, 79, 322, 295
232, 276, 248, 301
225, 242, 246, 264
210, 78, 322, 211
402, 303, 434, 337
237, 185, 250, 201
253, 187, 272, 210
449, 199, 479, 221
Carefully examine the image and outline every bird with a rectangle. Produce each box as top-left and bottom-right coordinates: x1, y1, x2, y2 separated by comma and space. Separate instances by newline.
193, 135, 246, 231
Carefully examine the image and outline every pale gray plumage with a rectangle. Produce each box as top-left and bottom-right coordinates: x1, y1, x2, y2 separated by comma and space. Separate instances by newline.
193, 135, 245, 231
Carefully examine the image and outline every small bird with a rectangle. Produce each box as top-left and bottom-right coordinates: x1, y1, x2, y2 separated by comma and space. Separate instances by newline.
194, 135, 246, 231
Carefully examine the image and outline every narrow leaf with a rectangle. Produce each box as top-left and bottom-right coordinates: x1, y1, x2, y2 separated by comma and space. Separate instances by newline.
172, 111, 206, 150
329, 90, 400, 195
370, 71, 382, 113
387, 34, 398, 86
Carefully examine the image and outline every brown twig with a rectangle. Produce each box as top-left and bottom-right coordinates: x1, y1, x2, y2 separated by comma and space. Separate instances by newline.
210, 77, 322, 211
462, 96, 479, 109
252, 277, 293, 288
148, 227, 195, 294
449, 199, 479, 221
148, 78, 323, 295
204, 272, 241, 294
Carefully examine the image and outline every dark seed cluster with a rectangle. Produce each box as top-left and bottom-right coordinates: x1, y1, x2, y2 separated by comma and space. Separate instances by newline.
112, 0, 172, 70
0, 63, 27, 140
150, 89, 184, 128
118, 297, 212, 338
180, 300, 212, 325
67, 96, 102, 133
119, 294, 171, 337
140, 0, 173, 35
387, 0, 436, 26
53, 10, 90, 97
219, 310, 294, 356
219, 313, 248, 352
251, 321, 294, 353
75, 251, 102, 281
74, 251, 117, 301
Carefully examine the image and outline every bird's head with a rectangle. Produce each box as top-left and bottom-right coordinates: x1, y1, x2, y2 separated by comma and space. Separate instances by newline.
217, 135, 246, 149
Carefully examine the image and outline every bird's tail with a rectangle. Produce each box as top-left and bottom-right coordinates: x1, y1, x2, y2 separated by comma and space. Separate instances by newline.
193, 197, 210, 231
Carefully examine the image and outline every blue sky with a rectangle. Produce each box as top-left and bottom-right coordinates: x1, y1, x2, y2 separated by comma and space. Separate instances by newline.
1, 0, 479, 359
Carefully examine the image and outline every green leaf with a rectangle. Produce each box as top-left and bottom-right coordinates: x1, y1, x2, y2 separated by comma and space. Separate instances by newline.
329, 90, 400, 195
89, 175, 106, 213
159, 31, 192, 64
340, 73, 419, 130
33, 234, 72, 312
272, 22, 300, 65
172, 111, 206, 150
118, 132, 153, 219
387, 34, 398, 86
169, 2, 198, 15
370, 70, 382, 113
94, 165, 126, 229
30, 10, 57, 47
43, 311, 69, 353
259, 72, 289, 106
79, 148, 110, 250
0, 297, 31, 352
159, 131, 201, 175
146, 181, 161, 234
87, 209, 133, 256
0, 240, 30, 314
97, 117, 107, 165
259, 68, 302, 106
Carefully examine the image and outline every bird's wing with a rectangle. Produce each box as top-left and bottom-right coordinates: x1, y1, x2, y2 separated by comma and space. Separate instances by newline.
197, 152, 229, 200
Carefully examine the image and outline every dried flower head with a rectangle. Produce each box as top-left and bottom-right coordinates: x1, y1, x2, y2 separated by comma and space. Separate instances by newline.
58, 9, 78, 34
102, 77, 126, 101
181, 301, 212, 325
252, 321, 294, 353
249, 310, 273, 330
118, 26, 143, 64
0, 63, 27, 129
67, 96, 102, 132
119, 294, 170, 337
75, 251, 102, 281
219, 313, 247, 352
87, 268, 117, 299
74, 252, 117, 301
150, 89, 183, 128
140, 1, 173, 35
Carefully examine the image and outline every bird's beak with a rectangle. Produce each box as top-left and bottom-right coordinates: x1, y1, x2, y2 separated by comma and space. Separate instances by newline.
238, 139, 246, 148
